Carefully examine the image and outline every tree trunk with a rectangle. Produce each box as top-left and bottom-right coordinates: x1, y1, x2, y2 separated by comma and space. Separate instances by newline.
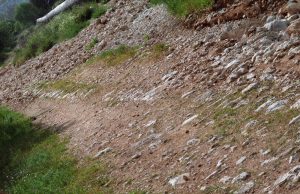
36, 0, 80, 23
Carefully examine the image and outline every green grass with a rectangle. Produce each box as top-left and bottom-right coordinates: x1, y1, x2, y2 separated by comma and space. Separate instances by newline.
0, 107, 112, 193
13, 2, 107, 65
150, 0, 213, 17
129, 190, 148, 194
86, 37, 99, 51
97, 45, 138, 67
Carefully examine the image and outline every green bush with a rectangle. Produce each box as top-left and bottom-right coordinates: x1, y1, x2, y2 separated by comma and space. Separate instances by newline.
0, 21, 15, 50
14, 3, 41, 26
0, 20, 15, 65
150, 0, 212, 17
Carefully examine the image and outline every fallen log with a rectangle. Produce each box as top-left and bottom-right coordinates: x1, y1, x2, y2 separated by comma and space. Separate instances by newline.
36, 0, 80, 23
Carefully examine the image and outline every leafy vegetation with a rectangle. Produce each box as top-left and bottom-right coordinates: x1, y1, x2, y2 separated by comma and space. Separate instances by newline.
0, 0, 107, 65
150, 0, 212, 17
0, 107, 112, 193
14, 2, 107, 65
0, 20, 16, 63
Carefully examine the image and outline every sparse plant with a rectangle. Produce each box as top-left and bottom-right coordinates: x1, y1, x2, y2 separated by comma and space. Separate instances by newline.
98, 45, 138, 66
150, 0, 213, 17
85, 37, 99, 50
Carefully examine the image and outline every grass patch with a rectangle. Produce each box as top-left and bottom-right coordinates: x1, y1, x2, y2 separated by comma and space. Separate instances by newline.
38, 79, 96, 94
212, 107, 240, 137
86, 37, 99, 51
150, 0, 213, 17
97, 45, 138, 67
13, 2, 107, 65
129, 190, 148, 194
0, 107, 112, 193
139, 43, 169, 62
150, 43, 169, 59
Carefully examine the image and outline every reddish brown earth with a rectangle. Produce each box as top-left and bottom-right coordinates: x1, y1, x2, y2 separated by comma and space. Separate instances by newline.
2, 0, 300, 193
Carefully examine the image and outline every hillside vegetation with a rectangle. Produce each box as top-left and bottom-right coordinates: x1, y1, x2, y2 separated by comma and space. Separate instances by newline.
0, 0, 107, 66
0, 107, 112, 193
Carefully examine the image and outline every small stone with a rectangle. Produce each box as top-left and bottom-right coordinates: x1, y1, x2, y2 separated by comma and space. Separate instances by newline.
260, 149, 271, 156
131, 152, 142, 159
266, 15, 276, 23
199, 186, 207, 191
225, 60, 240, 71
287, 18, 300, 35
274, 165, 300, 187
234, 181, 255, 194
291, 99, 300, 109
236, 156, 247, 165
216, 159, 224, 169
168, 173, 190, 187
182, 115, 198, 126
186, 138, 200, 146
220, 176, 232, 184
264, 19, 289, 31
255, 99, 274, 112
287, 1, 300, 15
94, 147, 112, 158
181, 90, 195, 98
266, 100, 287, 113
261, 157, 278, 166
144, 120, 157, 127
246, 73, 255, 80
241, 83, 258, 94
289, 114, 300, 125
232, 172, 250, 183
205, 170, 219, 180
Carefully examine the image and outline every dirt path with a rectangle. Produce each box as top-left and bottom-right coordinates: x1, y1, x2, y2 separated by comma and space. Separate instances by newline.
2, 0, 300, 193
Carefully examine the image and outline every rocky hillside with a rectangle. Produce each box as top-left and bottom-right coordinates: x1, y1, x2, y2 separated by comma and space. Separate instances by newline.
1, 0, 300, 193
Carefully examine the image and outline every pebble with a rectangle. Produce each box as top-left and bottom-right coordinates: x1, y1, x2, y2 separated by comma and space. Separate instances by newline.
236, 156, 247, 165
168, 173, 190, 187
234, 181, 255, 194
94, 147, 113, 158
182, 115, 199, 126
232, 172, 250, 183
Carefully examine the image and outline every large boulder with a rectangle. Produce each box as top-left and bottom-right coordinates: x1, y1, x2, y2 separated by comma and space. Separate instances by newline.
287, 18, 300, 35
264, 19, 289, 31
287, 0, 300, 15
